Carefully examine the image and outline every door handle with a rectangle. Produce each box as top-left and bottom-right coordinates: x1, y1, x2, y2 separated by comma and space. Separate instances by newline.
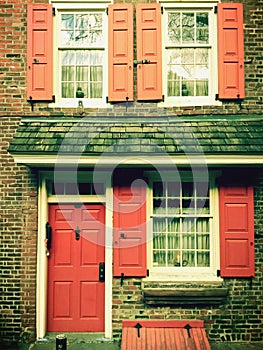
46, 222, 52, 249
75, 226, 80, 240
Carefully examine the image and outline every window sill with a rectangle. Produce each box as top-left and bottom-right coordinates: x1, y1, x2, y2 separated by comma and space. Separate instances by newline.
48, 99, 112, 109
158, 98, 222, 108
142, 280, 228, 306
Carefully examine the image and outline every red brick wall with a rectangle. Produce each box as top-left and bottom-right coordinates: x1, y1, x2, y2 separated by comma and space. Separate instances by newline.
0, 0, 263, 345
0, 117, 38, 343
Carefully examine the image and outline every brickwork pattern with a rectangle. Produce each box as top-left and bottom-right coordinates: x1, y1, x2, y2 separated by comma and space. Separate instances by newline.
0, 0, 263, 345
0, 118, 38, 343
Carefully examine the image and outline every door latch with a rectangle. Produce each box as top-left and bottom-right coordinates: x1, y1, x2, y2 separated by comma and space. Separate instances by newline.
99, 262, 105, 282
75, 226, 80, 240
134, 59, 150, 65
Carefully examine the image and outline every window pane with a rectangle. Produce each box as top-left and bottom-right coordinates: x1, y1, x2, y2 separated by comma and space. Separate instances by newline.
168, 12, 181, 44
183, 251, 195, 267
61, 51, 74, 65
196, 13, 209, 43
62, 66, 74, 82
182, 13, 194, 43
153, 218, 167, 233
197, 251, 210, 267
62, 82, 74, 98
153, 182, 164, 197
90, 82, 102, 98
76, 66, 89, 81
167, 182, 180, 197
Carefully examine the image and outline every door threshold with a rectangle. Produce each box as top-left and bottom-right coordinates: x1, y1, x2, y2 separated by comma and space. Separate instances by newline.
42, 332, 113, 344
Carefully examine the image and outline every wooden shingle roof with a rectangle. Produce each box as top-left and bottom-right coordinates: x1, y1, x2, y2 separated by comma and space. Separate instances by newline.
9, 116, 263, 157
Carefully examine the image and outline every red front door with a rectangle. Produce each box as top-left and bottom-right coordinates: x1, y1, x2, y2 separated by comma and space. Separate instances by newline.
47, 204, 105, 332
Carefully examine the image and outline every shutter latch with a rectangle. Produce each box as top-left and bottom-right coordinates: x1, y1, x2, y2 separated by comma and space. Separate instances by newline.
134, 59, 150, 66
120, 272, 125, 286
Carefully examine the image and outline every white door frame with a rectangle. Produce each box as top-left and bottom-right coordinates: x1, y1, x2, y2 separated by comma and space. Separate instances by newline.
36, 172, 113, 339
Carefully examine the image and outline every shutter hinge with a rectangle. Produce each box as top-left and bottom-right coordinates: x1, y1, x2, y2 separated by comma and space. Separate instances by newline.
106, 96, 109, 103
52, 7, 56, 16
214, 6, 218, 14
217, 269, 220, 277
147, 269, 149, 277
106, 7, 108, 15
215, 93, 219, 101
52, 95, 55, 103
161, 6, 164, 15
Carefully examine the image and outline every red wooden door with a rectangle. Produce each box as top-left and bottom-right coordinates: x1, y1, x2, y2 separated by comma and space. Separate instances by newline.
47, 204, 105, 332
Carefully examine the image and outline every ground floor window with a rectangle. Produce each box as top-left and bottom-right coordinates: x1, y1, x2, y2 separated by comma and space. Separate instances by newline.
148, 171, 219, 279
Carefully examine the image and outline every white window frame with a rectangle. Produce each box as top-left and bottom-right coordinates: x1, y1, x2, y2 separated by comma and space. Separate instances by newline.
49, 1, 112, 108
159, 1, 221, 108
146, 170, 221, 282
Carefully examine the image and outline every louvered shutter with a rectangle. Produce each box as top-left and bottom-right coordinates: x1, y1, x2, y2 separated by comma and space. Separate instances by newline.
136, 3, 162, 101
27, 4, 53, 101
219, 186, 254, 277
113, 179, 147, 277
218, 3, 245, 99
108, 4, 134, 102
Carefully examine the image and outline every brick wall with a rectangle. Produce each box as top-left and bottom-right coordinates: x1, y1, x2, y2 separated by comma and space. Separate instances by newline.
0, 118, 38, 343
0, 0, 263, 345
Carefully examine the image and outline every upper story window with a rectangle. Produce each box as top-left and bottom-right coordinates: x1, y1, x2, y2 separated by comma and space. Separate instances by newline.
161, 2, 220, 107
52, 2, 109, 108
59, 12, 104, 100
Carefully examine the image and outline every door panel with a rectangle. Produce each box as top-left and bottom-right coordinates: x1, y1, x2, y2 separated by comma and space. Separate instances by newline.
48, 204, 105, 332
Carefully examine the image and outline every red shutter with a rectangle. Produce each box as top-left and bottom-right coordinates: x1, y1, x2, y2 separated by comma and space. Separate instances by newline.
218, 3, 245, 99
27, 4, 53, 101
136, 4, 162, 101
113, 180, 147, 277
220, 186, 254, 277
108, 4, 134, 102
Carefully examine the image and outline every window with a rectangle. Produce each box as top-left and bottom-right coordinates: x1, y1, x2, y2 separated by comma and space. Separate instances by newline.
60, 13, 104, 99
161, 2, 220, 107
148, 172, 220, 280
52, 2, 109, 108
